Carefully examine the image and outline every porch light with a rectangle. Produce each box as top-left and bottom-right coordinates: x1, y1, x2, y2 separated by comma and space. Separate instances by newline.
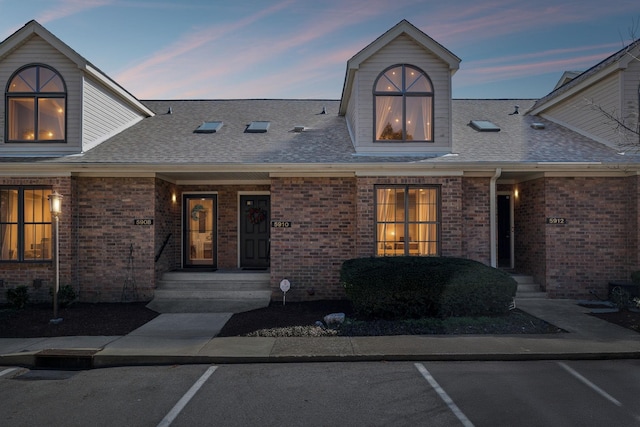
49, 191, 63, 217
48, 191, 63, 324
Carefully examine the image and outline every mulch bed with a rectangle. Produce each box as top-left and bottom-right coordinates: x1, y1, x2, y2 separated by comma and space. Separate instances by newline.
0, 303, 159, 338
1, 300, 638, 338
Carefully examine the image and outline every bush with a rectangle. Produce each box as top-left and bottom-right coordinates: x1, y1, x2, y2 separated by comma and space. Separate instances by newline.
50, 285, 77, 308
6, 285, 30, 309
341, 256, 517, 319
631, 271, 640, 285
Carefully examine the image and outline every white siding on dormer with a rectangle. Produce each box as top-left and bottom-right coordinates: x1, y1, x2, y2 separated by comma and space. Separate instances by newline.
352, 34, 452, 154
621, 57, 640, 146
345, 74, 359, 144
542, 73, 622, 148
82, 76, 145, 152
0, 35, 82, 155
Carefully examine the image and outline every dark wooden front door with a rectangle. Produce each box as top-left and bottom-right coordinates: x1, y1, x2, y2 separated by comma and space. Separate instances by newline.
240, 195, 270, 269
183, 195, 217, 269
498, 194, 512, 268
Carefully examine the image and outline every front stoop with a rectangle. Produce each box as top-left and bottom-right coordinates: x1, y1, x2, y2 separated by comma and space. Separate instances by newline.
513, 274, 547, 299
146, 271, 272, 313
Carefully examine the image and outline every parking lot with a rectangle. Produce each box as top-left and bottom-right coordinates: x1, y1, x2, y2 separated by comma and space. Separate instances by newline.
2, 360, 640, 426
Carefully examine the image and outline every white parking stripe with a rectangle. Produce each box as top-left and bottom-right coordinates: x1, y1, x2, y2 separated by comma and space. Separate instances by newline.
415, 363, 475, 427
557, 362, 622, 407
0, 368, 18, 378
157, 365, 218, 427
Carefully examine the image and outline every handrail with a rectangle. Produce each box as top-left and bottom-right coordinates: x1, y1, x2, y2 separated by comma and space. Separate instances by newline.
155, 233, 172, 262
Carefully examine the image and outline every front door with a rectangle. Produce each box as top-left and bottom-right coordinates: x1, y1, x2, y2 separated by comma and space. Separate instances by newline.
183, 195, 217, 269
240, 195, 270, 269
497, 194, 513, 269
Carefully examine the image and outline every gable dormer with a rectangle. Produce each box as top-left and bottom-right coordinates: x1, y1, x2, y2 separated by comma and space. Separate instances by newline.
528, 39, 640, 150
0, 20, 153, 157
339, 20, 460, 155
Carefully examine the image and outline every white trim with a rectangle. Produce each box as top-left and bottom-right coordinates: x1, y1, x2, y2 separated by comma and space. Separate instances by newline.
355, 170, 464, 177
175, 180, 271, 186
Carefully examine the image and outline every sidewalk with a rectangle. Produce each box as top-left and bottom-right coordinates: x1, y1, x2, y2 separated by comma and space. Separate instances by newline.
1, 299, 639, 369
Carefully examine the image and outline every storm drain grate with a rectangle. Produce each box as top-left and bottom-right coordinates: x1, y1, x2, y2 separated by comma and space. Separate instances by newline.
34, 349, 98, 370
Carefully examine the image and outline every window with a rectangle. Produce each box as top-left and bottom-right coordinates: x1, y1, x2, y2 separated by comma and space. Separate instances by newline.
374, 64, 433, 142
0, 187, 53, 261
5, 65, 66, 142
194, 121, 223, 133
375, 186, 439, 256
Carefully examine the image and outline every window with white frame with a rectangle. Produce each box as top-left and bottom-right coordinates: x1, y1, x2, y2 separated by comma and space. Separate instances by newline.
374, 64, 433, 142
0, 187, 53, 261
5, 64, 66, 142
375, 185, 440, 256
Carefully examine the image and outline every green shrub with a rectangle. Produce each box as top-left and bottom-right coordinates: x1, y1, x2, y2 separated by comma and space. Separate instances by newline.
50, 285, 77, 308
341, 256, 517, 319
631, 271, 640, 285
6, 285, 30, 309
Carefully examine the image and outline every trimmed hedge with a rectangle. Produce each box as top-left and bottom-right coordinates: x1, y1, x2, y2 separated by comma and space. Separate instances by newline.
341, 256, 517, 319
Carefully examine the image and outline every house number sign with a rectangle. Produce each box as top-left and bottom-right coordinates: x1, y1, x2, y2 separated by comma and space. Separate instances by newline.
134, 218, 154, 225
271, 221, 292, 228
546, 217, 567, 224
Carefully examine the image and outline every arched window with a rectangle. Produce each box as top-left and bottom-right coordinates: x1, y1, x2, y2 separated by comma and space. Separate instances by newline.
5, 64, 66, 142
374, 64, 433, 142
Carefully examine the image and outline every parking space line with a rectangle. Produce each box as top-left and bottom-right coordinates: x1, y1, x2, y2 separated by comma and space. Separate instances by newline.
157, 365, 218, 427
0, 368, 18, 378
557, 362, 622, 407
415, 363, 474, 427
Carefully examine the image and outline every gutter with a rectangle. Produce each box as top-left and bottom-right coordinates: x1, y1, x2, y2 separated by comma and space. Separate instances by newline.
490, 168, 502, 268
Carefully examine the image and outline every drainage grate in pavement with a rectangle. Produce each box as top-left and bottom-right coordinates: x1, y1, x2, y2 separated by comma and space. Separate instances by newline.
34, 349, 98, 370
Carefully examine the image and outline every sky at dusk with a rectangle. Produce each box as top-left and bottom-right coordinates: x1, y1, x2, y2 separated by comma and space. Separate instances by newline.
1, 0, 638, 101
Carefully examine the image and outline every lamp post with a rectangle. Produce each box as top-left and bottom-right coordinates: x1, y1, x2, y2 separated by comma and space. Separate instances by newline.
48, 191, 63, 324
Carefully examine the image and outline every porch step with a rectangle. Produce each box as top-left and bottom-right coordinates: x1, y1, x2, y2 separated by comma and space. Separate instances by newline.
146, 271, 272, 313
512, 274, 547, 299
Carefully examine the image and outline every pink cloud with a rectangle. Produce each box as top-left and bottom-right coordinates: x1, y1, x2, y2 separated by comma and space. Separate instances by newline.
35, 0, 114, 24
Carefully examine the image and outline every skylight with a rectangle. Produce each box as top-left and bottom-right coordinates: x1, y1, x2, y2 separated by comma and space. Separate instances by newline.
246, 121, 270, 133
194, 121, 223, 133
469, 120, 500, 132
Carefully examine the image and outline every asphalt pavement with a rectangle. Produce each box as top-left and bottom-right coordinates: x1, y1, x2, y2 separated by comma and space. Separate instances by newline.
1, 298, 639, 368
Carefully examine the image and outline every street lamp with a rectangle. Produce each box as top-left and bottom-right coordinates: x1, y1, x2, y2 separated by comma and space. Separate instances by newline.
48, 191, 63, 324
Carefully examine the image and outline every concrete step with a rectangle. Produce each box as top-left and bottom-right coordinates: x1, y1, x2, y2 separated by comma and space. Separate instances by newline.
147, 271, 272, 314
515, 291, 548, 299
512, 274, 546, 299
153, 289, 272, 300
147, 298, 270, 313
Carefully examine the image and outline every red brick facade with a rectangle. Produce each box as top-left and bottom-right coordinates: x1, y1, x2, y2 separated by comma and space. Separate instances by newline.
2, 174, 639, 303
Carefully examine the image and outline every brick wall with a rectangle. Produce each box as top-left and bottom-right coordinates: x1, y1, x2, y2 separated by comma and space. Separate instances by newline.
514, 176, 639, 299
75, 177, 156, 302
154, 179, 181, 277
543, 176, 632, 298
462, 177, 491, 264
270, 177, 357, 300
514, 178, 546, 288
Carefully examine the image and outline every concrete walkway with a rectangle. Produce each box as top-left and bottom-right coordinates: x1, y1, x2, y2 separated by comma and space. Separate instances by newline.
1, 299, 639, 368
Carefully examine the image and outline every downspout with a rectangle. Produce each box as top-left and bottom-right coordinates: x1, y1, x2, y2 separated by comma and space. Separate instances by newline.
489, 168, 502, 268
